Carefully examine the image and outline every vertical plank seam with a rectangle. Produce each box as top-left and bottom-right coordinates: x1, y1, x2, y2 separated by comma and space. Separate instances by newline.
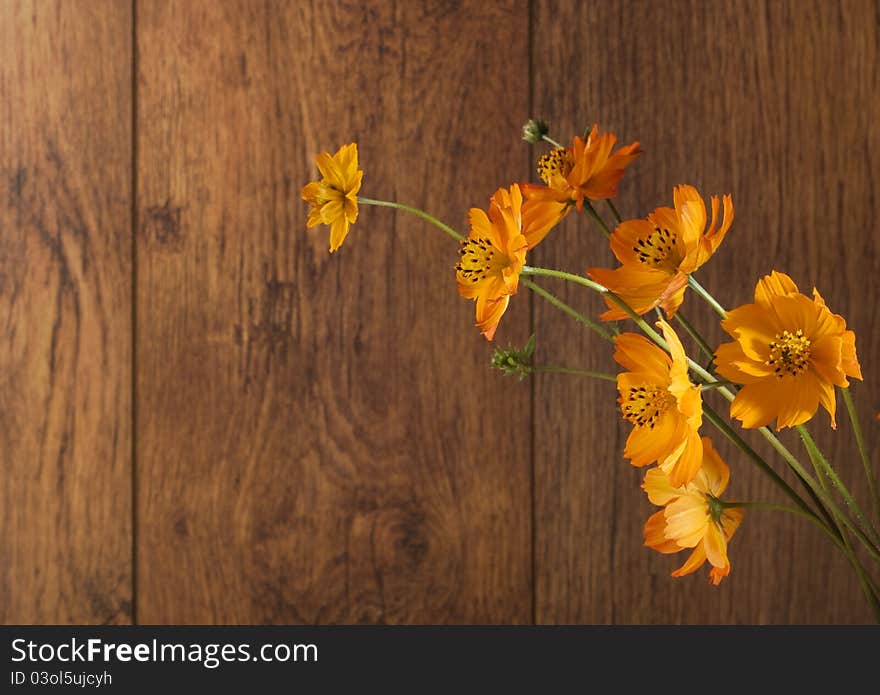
130, 0, 139, 626
527, 0, 537, 627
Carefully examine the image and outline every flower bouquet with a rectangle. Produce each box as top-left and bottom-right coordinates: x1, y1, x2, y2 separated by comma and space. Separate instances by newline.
302, 119, 879, 619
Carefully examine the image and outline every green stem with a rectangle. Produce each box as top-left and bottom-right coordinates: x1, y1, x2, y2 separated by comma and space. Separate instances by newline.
842, 386, 880, 523
541, 134, 564, 149
673, 311, 715, 363
797, 424, 880, 549
357, 197, 464, 242
533, 366, 617, 381
520, 278, 614, 342
700, 381, 737, 391
521, 266, 666, 345
606, 199, 623, 225
702, 404, 831, 536
723, 501, 838, 537
687, 275, 727, 319
522, 264, 880, 559
583, 200, 613, 238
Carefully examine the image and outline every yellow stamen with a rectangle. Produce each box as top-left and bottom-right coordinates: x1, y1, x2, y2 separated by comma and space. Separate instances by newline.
622, 385, 676, 428
766, 328, 811, 377
537, 147, 572, 184
456, 237, 507, 284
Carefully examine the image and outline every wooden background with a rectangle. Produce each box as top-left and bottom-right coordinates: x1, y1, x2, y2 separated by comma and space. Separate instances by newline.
1, 0, 878, 624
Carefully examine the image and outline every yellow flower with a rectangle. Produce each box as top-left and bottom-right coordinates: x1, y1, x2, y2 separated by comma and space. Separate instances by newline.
588, 185, 733, 319
643, 437, 743, 585
301, 143, 363, 252
614, 319, 703, 486
457, 184, 546, 341
714, 271, 862, 430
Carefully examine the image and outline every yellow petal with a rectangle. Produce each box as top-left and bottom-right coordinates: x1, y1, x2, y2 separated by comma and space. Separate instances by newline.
328, 216, 351, 253
664, 493, 709, 548
642, 467, 683, 506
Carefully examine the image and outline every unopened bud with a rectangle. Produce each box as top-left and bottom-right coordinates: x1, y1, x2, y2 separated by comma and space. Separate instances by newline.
522, 118, 549, 145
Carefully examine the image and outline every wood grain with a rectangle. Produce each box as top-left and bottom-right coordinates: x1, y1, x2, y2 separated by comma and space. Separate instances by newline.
135, 0, 532, 623
532, 0, 879, 623
0, 0, 132, 623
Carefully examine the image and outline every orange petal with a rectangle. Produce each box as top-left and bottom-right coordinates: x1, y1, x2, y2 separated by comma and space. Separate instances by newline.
613, 332, 671, 378
729, 379, 788, 429
644, 510, 682, 554
754, 270, 799, 307
671, 543, 708, 578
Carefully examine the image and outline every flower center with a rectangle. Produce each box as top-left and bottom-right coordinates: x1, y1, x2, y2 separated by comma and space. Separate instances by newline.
632, 226, 678, 269
456, 237, 508, 284
537, 148, 572, 184
621, 385, 676, 428
767, 329, 811, 378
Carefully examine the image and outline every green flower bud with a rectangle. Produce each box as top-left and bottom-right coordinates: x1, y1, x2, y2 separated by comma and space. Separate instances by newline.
521, 118, 549, 145
490, 334, 536, 380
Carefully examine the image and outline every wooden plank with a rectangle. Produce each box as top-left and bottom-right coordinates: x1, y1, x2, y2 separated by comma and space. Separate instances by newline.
136, 0, 531, 623
0, 0, 132, 623
532, 0, 878, 622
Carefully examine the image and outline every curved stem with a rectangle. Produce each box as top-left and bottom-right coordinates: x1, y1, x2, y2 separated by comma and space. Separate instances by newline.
842, 386, 880, 523
702, 404, 831, 536
533, 366, 617, 381
687, 275, 727, 319
723, 501, 839, 539
357, 197, 464, 242
583, 200, 613, 238
520, 278, 613, 342
541, 134, 564, 149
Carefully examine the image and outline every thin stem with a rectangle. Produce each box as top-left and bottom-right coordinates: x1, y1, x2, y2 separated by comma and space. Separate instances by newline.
357, 197, 464, 242
606, 199, 623, 224
583, 200, 613, 238
723, 501, 839, 538
842, 386, 880, 523
521, 264, 880, 557
687, 275, 727, 319
520, 278, 614, 342
726, 499, 880, 619
533, 366, 617, 381
797, 424, 880, 549
702, 404, 830, 536
701, 381, 736, 391
673, 311, 715, 363
541, 134, 564, 149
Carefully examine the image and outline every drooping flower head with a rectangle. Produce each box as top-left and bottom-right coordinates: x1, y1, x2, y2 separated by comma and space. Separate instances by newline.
521, 125, 641, 242
614, 320, 703, 486
588, 185, 733, 320
643, 437, 743, 585
301, 143, 363, 252
714, 271, 862, 430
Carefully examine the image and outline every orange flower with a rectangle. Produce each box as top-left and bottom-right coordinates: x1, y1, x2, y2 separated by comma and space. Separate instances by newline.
456, 184, 554, 340
643, 437, 743, 585
588, 185, 733, 320
302, 143, 363, 252
521, 125, 641, 241
614, 319, 703, 486
714, 271, 862, 430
